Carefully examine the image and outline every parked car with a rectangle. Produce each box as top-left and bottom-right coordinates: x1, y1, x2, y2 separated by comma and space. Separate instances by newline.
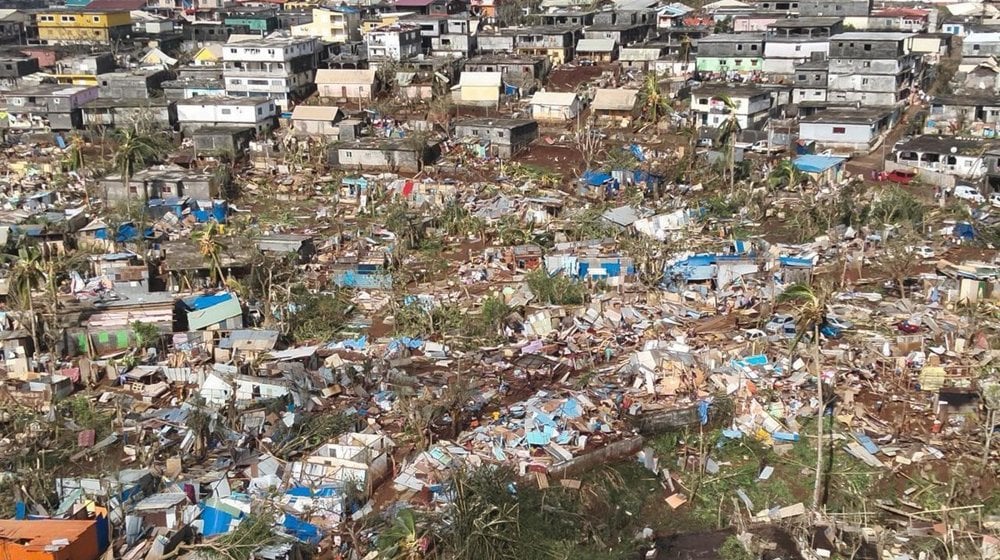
825, 315, 854, 330
765, 314, 796, 334
740, 328, 767, 341
879, 170, 916, 184
954, 185, 986, 204
897, 321, 922, 334
913, 246, 935, 259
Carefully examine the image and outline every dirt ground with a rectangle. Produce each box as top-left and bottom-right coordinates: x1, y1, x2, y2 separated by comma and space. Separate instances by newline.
546, 63, 615, 92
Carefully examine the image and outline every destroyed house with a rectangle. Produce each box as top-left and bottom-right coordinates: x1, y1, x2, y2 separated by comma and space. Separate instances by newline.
289, 432, 393, 496
181, 292, 244, 331
665, 250, 760, 288
256, 234, 316, 261
100, 166, 218, 202
330, 258, 392, 289
78, 296, 174, 356
1, 372, 74, 409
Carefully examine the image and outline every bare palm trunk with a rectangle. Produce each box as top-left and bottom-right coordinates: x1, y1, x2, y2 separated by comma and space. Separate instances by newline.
812, 324, 823, 510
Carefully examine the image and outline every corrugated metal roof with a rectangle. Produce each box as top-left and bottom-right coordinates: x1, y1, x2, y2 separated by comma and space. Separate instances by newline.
314, 68, 376, 85
591, 88, 639, 111
459, 71, 502, 87
620, 48, 663, 61
291, 105, 341, 121
576, 38, 617, 52
530, 91, 578, 106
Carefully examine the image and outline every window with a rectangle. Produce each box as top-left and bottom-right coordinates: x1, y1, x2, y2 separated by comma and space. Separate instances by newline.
735, 59, 743, 65
751, 44, 758, 51
814, 74, 821, 80
974, 44, 981, 51
221, 108, 232, 115
862, 78, 869, 85
814, 90, 822, 96
257, 107, 263, 115
60, 15, 76, 22
345, 151, 352, 157
798, 74, 806, 80
3, 64, 10, 70
230, 79, 242, 84
129, 186, 138, 194
863, 61, 871, 67
93, 16, 100, 22
498, 131, 504, 138
699, 98, 708, 104
737, 44, 743, 51
863, 43, 872, 51
834, 4, 841, 9
832, 126, 846, 134
794, 45, 801, 52
750, 59, 757, 66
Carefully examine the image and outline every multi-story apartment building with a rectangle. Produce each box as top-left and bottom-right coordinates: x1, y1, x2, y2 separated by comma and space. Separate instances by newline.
695, 33, 765, 75
690, 84, 772, 130
798, 0, 870, 28
791, 58, 829, 103
221, 8, 279, 37
363, 24, 422, 62
35, 9, 131, 45
429, 17, 475, 58
762, 17, 842, 76
512, 25, 581, 64
176, 96, 278, 134
291, 6, 361, 43
222, 36, 321, 109
827, 32, 919, 107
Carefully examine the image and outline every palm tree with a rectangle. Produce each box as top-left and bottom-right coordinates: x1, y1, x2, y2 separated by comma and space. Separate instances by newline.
769, 159, 804, 192
195, 222, 227, 287
679, 34, 692, 68
112, 125, 162, 213
637, 73, 672, 125
6, 246, 45, 353
777, 282, 830, 510
712, 95, 741, 193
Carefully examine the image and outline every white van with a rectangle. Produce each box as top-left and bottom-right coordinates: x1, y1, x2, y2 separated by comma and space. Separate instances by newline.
954, 185, 985, 204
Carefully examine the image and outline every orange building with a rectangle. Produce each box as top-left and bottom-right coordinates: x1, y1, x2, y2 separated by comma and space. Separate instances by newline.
0, 519, 101, 560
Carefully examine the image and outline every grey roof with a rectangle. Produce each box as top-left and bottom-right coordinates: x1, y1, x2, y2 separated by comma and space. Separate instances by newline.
591, 88, 639, 111
576, 38, 617, 52
619, 47, 665, 60
829, 31, 916, 41
698, 32, 764, 42
768, 16, 843, 28
134, 493, 188, 511
800, 108, 894, 124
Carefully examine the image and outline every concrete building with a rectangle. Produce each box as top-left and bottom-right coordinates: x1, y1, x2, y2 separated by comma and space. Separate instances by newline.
363, 24, 421, 62
799, 0, 870, 27
762, 17, 842, 76
315, 68, 377, 101
102, 165, 219, 202
457, 71, 501, 106
512, 25, 581, 64
97, 69, 171, 99
582, 23, 648, 47
81, 98, 176, 129
690, 84, 772, 130
192, 126, 256, 155
290, 105, 343, 136
223, 36, 321, 109
962, 32, 1000, 69
3, 84, 98, 131
528, 91, 582, 122
162, 78, 226, 100
176, 96, 278, 134
575, 38, 618, 62
453, 118, 539, 158
798, 108, 896, 153
695, 33, 765, 75
893, 136, 989, 180
0, 57, 40, 89
463, 55, 548, 84
827, 32, 919, 107
924, 93, 1000, 138
34, 9, 131, 45
429, 17, 475, 58
221, 8, 279, 37
791, 59, 829, 103
291, 6, 361, 43
331, 138, 432, 172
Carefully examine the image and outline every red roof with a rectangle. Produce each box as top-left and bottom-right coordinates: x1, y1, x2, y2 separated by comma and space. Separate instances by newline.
872, 7, 929, 18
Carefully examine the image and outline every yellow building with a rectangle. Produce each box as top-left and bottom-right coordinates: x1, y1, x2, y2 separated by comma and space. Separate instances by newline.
36, 10, 131, 45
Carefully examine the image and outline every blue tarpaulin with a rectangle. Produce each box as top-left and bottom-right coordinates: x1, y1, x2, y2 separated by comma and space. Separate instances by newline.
581, 170, 614, 186
629, 144, 645, 162
954, 222, 975, 239
698, 400, 710, 425
793, 155, 846, 173
190, 292, 234, 310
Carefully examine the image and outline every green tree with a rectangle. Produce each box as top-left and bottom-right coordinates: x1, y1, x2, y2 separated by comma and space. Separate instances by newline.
768, 159, 804, 192
112, 125, 164, 211
712, 95, 741, 193
6, 246, 45, 353
637, 73, 672, 125
194, 222, 227, 286
378, 509, 428, 560
777, 282, 831, 510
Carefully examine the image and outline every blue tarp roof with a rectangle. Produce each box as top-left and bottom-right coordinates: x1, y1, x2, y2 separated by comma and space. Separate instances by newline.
793, 155, 846, 173
189, 292, 234, 310
581, 170, 614, 186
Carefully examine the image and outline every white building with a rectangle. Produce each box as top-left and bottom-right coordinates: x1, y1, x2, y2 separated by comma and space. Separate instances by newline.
690, 84, 772, 130
291, 6, 361, 43
363, 24, 421, 62
289, 432, 394, 496
222, 36, 321, 110
176, 96, 277, 134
